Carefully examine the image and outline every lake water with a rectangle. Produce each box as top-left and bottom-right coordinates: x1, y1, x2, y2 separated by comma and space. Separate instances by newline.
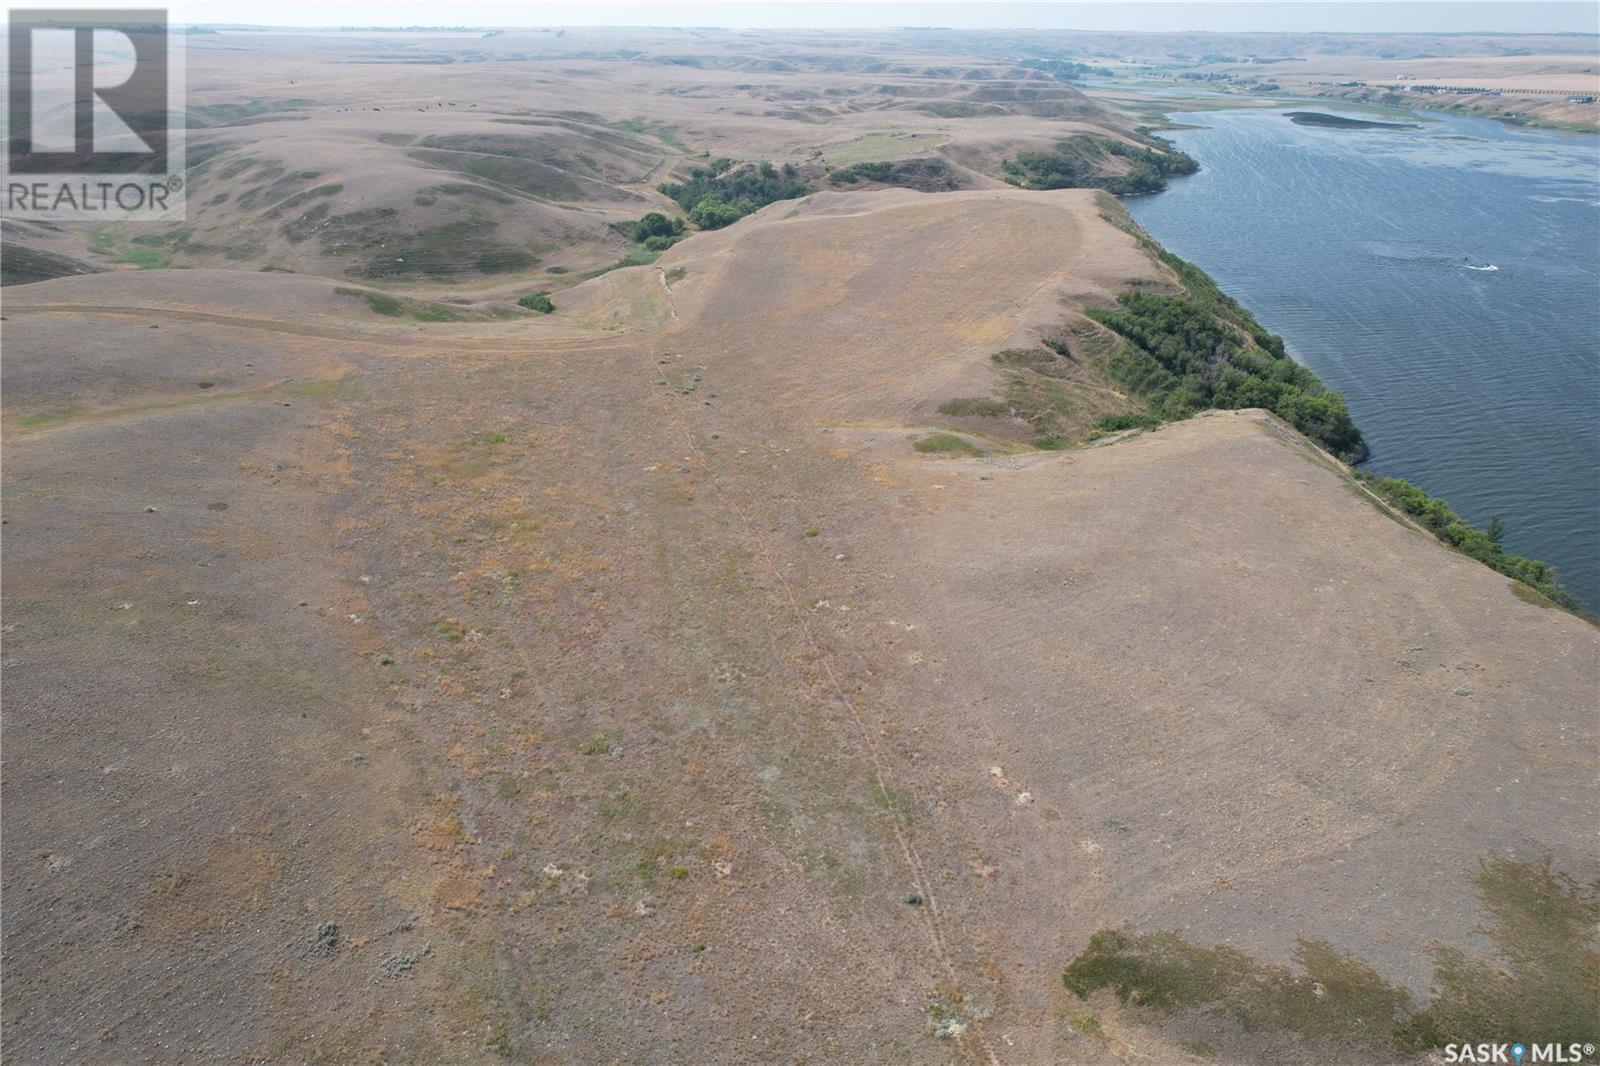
1126, 108, 1600, 612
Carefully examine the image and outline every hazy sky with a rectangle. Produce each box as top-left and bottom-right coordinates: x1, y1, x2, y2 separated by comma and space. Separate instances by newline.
132, 2, 1600, 34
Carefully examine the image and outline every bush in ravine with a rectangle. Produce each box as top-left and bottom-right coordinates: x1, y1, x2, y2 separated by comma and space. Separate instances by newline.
689, 196, 743, 230
1095, 411, 1163, 433
629, 212, 685, 244
518, 291, 554, 313
660, 159, 811, 229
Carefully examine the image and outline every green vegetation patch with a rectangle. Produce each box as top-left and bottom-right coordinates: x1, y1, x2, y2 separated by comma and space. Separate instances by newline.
827, 157, 960, 192
354, 212, 539, 279
186, 98, 316, 128
517, 291, 554, 313
1084, 252, 1364, 462
333, 286, 480, 323
264, 182, 343, 219
1002, 134, 1199, 195
609, 118, 690, 151
1065, 931, 1411, 1047
987, 344, 1137, 448
588, 245, 665, 277
280, 201, 331, 242
617, 210, 687, 252
412, 303, 467, 322
116, 246, 170, 269
659, 158, 811, 230
913, 432, 983, 457
426, 181, 516, 204
334, 286, 404, 316
1094, 411, 1163, 433
1063, 856, 1599, 1054
1, 244, 98, 286
408, 144, 587, 201
937, 397, 1010, 418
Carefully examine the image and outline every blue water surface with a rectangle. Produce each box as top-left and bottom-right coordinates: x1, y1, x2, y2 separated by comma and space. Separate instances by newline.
1126, 108, 1600, 610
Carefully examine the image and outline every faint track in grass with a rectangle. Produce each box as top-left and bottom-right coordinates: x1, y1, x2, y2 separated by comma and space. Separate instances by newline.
1, 303, 640, 354
644, 361, 1001, 1066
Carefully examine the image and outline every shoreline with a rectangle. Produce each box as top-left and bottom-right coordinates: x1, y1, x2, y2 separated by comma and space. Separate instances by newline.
1106, 139, 1593, 618
1083, 71, 1599, 135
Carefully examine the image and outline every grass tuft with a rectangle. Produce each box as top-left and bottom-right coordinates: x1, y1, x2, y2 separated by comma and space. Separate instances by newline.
913, 432, 983, 457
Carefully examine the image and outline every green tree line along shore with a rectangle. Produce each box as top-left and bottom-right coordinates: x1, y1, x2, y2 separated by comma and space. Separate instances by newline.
1088, 202, 1588, 618
626, 155, 1583, 617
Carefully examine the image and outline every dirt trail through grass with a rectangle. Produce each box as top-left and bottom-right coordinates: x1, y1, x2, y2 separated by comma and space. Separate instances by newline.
653, 360, 1002, 1065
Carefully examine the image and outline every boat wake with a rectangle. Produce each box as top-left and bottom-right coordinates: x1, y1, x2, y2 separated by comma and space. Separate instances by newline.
1528, 194, 1600, 207
1464, 263, 1499, 272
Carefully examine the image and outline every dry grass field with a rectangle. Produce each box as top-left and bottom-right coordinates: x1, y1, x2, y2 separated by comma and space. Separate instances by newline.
3, 26, 1596, 1066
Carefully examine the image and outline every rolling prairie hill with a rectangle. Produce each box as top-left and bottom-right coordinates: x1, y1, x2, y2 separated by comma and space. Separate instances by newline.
2, 29, 1158, 295
4, 174, 1594, 1065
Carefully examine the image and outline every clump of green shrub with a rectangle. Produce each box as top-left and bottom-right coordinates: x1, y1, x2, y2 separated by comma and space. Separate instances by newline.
1357, 473, 1585, 614
1094, 411, 1162, 433
688, 196, 743, 230
518, 291, 554, 313
629, 211, 686, 248
831, 161, 895, 184
659, 159, 811, 230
